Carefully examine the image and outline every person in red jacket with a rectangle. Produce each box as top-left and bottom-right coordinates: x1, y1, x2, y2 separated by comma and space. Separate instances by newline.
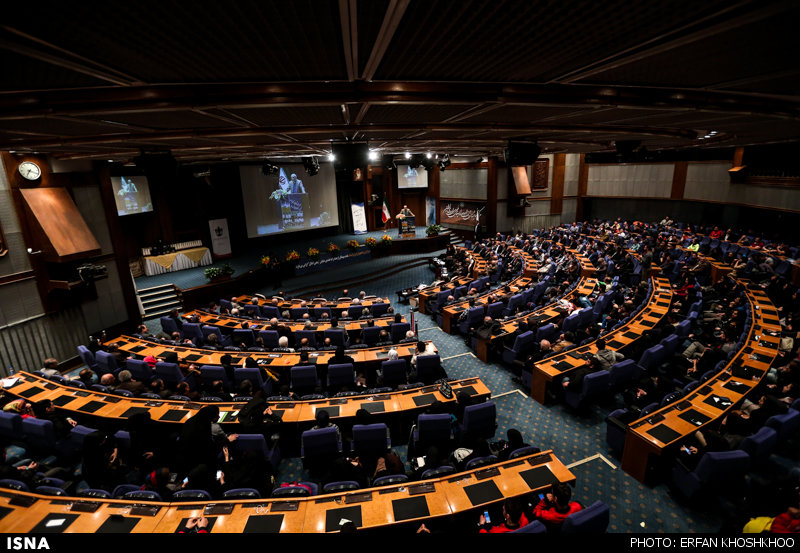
478, 498, 529, 533
770, 503, 800, 533
533, 483, 582, 528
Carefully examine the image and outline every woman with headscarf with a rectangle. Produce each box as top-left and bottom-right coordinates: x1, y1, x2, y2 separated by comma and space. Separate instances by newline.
497, 428, 534, 461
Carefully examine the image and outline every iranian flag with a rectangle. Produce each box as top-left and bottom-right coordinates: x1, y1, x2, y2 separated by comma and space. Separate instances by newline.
381, 198, 391, 223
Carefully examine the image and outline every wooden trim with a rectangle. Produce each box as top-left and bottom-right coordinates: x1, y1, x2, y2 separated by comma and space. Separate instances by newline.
551, 153, 565, 215
576, 153, 589, 221
439, 196, 489, 203
0, 270, 35, 287
671, 161, 687, 200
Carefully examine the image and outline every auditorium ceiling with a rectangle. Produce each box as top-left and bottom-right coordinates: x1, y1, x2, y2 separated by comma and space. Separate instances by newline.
1, 0, 798, 164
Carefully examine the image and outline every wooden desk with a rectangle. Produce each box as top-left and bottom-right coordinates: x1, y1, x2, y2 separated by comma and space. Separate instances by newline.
0, 492, 168, 533
0, 450, 573, 533
530, 277, 673, 404
185, 311, 404, 335
238, 295, 391, 313
621, 285, 781, 483
474, 277, 598, 363
2, 372, 489, 427
440, 276, 532, 334
417, 277, 472, 314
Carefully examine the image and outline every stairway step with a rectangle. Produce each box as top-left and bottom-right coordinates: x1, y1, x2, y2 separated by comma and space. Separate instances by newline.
142, 299, 182, 310
136, 284, 177, 294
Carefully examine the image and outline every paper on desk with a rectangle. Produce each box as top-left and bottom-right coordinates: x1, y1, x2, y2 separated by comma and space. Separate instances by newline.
46, 518, 65, 527
1, 378, 19, 388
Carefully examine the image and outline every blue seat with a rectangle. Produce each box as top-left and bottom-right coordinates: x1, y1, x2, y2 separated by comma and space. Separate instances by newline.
561, 501, 610, 533
122, 490, 163, 501
458, 401, 497, 441
235, 368, 272, 395
35, 485, 67, 496
379, 359, 408, 388
290, 366, 319, 395
327, 363, 355, 391
223, 488, 262, 500
508, 445, 542, 460
200, 364, 230, 390
502, 331, 535, 365
464, 455, 498, 470
411, 414, 455, 455
512, 520, 548, 533
565, 370, 610, 410
182, 322, 204, 345
244, 304, 261, 318
362, 326, 382, 346
271, 481, 318, 497
78, 488, 112, 499
126, 359, 154, 382
535, 323, 557, 343
0, 411, 22, 441
562, 313, 580, 333
295, 329, 318, 347
94, 351, 119, 375
232, 329, 255, 348
637, 344, 666, 373
671, 450, 750, 500
77, 345, 99, 372
390, 322, 411, 343
21, 418, 57, 452
112, 484, 141, 498
290, 307, 308, 320
458, 306, 485, 335
202, 325, 227, 347
258, 330, 280, 349
740, 426, 778, 467
260, 305, 280, 319
155, 362, 185, 388
173, 489, 212, 502
415, 354, 441, 384
324, 329, 347, 347
351, 423, 390, 458
765, 409, 800, 442
301, 427, 342, 473
486, 302, 504, 320
608, 360, 640, 391
0, 479, 29, 492
371, 303, 389, 317
372, 474, 408, 487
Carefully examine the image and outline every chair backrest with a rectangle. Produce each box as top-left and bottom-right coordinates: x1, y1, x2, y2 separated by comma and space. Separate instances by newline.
233, 434, 269, 460
0, 411, 22, 439
486, 302, 504, 319
21, 418, 55, 449
295, 329, 318, 347
561, 501, 610, 534
290, 307, 308, 320
415, 413, 452, 450
390, 322, 411, 343
77, 345, 97, 369
160, 316, 181, 336
536, 323, 557, 342
740, 426, 778, 465
94, 350, 118, 375
223, 488, 262, 500
461, 401, 497, 440
327, 363, 355, 388
380, 359, 408, 388
258, 330, 280, 349
512, 520, 548, 534
182, 322, 204, 342
122, 490, 163, 501
351, 423, 390, 456
234, 368, 268, 393
464, 455, 498, 470
155, 362, 184, 385
415, 354, 441, 382
363, 326, 382, 346
290, 365, 318, 391
372, 474, 408, 487
324, 329, 346, 346
371, 303, 389, 317
126, 359, 154, 382
232, 328, 255, 347
301, 426, 342, 458
512, 331, 535, 353
173, 489, 212, 502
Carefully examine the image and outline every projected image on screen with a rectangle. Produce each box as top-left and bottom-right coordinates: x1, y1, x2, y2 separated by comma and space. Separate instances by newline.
111, 176, 153, 216
397, 165, 428, 189
240, 163, 339, 238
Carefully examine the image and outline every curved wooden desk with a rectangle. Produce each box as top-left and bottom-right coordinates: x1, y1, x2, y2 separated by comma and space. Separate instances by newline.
620, 284, 781, 483
530, 276, 674, 404
0, 450, 573, 533
3, 372, 489, 426
183, 311, 406, 335
474, 276, 598, 363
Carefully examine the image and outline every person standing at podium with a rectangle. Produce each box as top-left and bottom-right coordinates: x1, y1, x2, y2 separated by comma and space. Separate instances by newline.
289, 173, 306, 194
400, 205, 414, 217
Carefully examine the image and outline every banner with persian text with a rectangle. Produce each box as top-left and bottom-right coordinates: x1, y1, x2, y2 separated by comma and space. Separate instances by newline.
438, 201, 486, 226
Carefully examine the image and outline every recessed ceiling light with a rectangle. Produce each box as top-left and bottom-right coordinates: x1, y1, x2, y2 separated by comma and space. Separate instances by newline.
405, 152, 411, 159
328, 153, 335, 161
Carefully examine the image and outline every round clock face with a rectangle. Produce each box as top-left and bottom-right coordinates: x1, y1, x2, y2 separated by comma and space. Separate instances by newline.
18, 161, 41, 180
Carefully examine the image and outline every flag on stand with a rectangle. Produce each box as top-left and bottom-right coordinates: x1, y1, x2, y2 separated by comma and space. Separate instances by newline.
382, 198, 391, 223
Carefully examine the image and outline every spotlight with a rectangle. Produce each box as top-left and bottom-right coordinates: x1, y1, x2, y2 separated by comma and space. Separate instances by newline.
302, 156, 320, 176
404, 152, 411, 159
368, 150, 379, 161
426, 152, 432, 159
437, 154, 451, 172
328, 153, 336, 162
261, 162, 279, 175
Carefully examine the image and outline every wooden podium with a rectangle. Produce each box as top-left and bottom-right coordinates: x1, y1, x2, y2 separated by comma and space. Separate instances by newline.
398, 215, 416, 238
